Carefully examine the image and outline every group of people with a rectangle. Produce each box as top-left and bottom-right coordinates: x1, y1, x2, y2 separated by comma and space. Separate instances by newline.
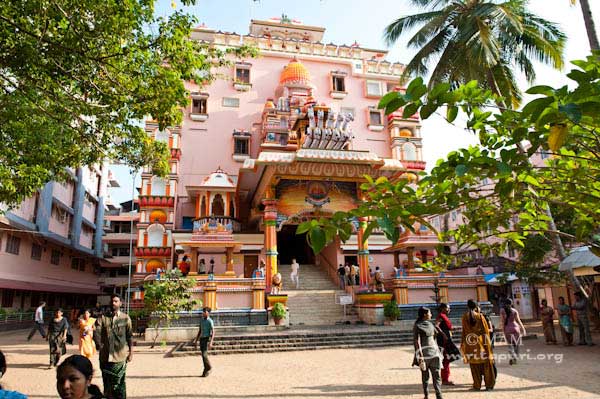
539, 292, 594, 346
25, 294, 133, 399
336, 263, 360, 290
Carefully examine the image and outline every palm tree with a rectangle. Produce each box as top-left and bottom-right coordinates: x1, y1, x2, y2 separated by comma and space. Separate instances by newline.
571, 0, 599, 51
384, 0, 566, 108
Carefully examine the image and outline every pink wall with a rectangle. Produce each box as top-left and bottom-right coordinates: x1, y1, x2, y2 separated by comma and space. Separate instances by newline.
80, 226, 94, 249
408, 289, 435, 304
48, 215, 70, 238
11, 196, 37, 223
82, 199, 97, 223
217, 291, 252, 309
448, 287, 478, 302
53, 182, 74, 207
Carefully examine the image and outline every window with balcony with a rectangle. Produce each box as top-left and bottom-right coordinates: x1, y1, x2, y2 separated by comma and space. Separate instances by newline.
386, 82, 398, 93
366, 80, 383, 97
192, 98, 207, 114
31, 243, 42, 261
232, 130, 251, 162
190, 92, 209, 121
330, 71, 348, 99
234, 63, 252, 91
51, 249, 61, 265
368, 107, 384, 131
5, 235, 20, 255
332, 75, 345, 92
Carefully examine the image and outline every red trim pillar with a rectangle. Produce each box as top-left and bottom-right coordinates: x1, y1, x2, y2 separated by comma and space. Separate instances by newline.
262, 198, 278, 292
357, 216, 370, 288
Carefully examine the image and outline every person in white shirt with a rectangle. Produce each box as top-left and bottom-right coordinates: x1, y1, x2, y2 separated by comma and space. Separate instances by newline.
290, 258, 300, 289
27, 301, 46, 340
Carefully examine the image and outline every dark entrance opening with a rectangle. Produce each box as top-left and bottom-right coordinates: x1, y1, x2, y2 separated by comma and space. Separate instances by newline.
277, 225, 315, 265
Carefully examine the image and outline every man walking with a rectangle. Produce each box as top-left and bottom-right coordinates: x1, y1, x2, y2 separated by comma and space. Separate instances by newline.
290, 258, 300, 289
573, 291, 594, 346
97, 294, 133, 399
194, 307, 215, 377
27, 301, 46, 341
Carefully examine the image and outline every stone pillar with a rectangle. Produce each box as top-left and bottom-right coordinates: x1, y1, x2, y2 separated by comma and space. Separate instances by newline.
393, 278, 408, 304
190, 249, 198, 275
438, 278, 449, 304
357, 217, 370, 288
262, 198, 278, 292
203, 281, 217, 310
252, 279, 266, 310
476, 276, 488, 302
225, 246, 235, 276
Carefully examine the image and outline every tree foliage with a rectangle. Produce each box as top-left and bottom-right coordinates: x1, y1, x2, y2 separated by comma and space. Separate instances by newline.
143, 269, 198, 347
300, 54, 600, 281
384, 0, 565, 108
0, 0, 256, 206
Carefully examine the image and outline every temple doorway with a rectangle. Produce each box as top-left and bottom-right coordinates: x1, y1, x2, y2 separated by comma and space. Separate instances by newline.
277, 225, 315, 265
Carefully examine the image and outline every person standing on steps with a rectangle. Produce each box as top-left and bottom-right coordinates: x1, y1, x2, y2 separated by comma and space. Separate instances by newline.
97, 294, 133, 399
290, 258, 300, 289
193, 307, 215, 377
27, 301, 47, 341
337, 264, 346, 290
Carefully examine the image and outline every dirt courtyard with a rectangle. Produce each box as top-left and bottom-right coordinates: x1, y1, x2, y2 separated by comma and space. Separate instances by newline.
1, 328, 599, 399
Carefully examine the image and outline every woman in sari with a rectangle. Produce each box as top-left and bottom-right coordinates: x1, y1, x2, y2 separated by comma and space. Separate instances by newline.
540, 299, 557, 344
47, 308, 69, 369
78, 310, 96, 359
500, 298, 526, 365
461, 300, 495, 391
557, 296, 574, 346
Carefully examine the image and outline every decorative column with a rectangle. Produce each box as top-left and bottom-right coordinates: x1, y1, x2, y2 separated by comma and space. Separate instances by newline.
357, 216, 370, 288
262, 198, 278, 292
393, 278, 408, 304
393, 252, 400, 269
476, 276, 488, 302
203, 281, 217, 310
225, 246, 235, 276
406, 247, 415, 269
438, 278, 449, 304
252, 279, 266, 310
190, 249, 198, 275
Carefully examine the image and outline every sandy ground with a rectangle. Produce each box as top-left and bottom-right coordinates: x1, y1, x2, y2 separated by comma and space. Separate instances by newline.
1, 324, 599, 399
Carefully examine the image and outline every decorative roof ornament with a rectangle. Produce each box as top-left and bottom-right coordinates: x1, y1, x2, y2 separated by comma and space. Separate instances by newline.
279, 57, 312, 87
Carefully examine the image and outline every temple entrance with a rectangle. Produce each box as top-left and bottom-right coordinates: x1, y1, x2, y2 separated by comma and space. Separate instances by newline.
277, 225, 314, 265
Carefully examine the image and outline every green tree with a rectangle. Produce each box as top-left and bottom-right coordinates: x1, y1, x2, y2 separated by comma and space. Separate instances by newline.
571, 0, 600, 51
143, 269, 198, 348
384, 0, 566, 108
0, 1, 255, 207
300, 55, 600, 287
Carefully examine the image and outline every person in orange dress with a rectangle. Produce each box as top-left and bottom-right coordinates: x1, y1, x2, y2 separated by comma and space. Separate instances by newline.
78, 310, 96, 359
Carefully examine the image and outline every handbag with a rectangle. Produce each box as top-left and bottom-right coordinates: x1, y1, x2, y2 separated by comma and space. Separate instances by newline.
66, 331, 73, 345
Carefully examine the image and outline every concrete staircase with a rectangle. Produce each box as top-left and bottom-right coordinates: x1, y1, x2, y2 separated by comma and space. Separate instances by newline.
168, 328, 417, 356
277, 264, 347, 326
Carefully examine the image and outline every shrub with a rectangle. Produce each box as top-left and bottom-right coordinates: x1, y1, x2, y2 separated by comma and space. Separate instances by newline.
271, 302, 286, 319
383, 300, 400, 320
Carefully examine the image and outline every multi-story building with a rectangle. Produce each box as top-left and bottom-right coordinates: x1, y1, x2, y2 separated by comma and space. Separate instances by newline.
0, 165, 112, 310
131, 18, 488, 323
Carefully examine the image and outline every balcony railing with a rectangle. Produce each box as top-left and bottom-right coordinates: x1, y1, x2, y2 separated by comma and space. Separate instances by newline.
193, 216, 241, 233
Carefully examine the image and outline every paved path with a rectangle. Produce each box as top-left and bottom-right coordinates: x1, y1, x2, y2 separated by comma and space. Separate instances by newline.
2, 325, 599, 399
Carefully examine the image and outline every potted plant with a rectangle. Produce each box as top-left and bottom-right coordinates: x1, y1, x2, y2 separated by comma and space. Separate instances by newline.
271, 302, 286, 325
383, 300, 400, 325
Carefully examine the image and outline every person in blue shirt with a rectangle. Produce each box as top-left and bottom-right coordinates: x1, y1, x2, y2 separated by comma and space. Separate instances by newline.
0, 350, 28, 398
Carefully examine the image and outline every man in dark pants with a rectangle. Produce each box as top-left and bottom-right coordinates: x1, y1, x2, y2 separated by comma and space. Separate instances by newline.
27, 301, 46, 340
193, 307, 215, 377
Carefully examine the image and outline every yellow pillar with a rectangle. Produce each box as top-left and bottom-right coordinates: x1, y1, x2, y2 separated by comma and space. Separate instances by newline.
262, 198, 278, 292
190, 248, 198, 275
357, 216, 370, 288
252, 279, 266, 310
438, 279, 449, 304
393, 278, 408, 304
203, 281, 217, 310
225, 246, 235, 276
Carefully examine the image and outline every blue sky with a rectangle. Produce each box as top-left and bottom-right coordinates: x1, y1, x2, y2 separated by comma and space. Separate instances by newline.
108, 0, 600, 205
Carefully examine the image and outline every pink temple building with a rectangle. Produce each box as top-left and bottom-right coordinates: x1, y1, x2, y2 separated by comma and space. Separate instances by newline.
132, 18, 488, 326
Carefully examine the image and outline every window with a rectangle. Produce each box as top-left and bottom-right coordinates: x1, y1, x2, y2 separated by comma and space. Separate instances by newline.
235, 67, 250, 84
192, 98, 207, 114
31, 243, 42, 261
222, 97, 240, 108
451, 211, 457, 222
71, 257, 86, 272
5, 235, 20, 255
111, 247, 130, 257
52, 205, 69, 224
386, 82, 398, 93
51, 249, 61, 265
332, 75, 345, 92
402, 143, 417, 161
368, 107, 383, 126
1, 289, 14, 308
234, 138, 249, 155
366, 80, 382, 97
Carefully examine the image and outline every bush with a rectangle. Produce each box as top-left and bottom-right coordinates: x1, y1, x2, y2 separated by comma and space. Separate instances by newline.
383, 300, 400, 320
271, 302, 286, 319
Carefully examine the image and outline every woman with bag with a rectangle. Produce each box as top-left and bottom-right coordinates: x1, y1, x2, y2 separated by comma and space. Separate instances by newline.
413, 306, 445, 399
47, 308, 69, 369
435, 303, 460, 386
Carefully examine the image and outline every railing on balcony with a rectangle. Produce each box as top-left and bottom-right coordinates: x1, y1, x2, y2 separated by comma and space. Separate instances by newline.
193, 216, 241, 233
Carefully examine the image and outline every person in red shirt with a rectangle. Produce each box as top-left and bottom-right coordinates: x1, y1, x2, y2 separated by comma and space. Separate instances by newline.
179, 255, 191, 276
436, 303, 460, 385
